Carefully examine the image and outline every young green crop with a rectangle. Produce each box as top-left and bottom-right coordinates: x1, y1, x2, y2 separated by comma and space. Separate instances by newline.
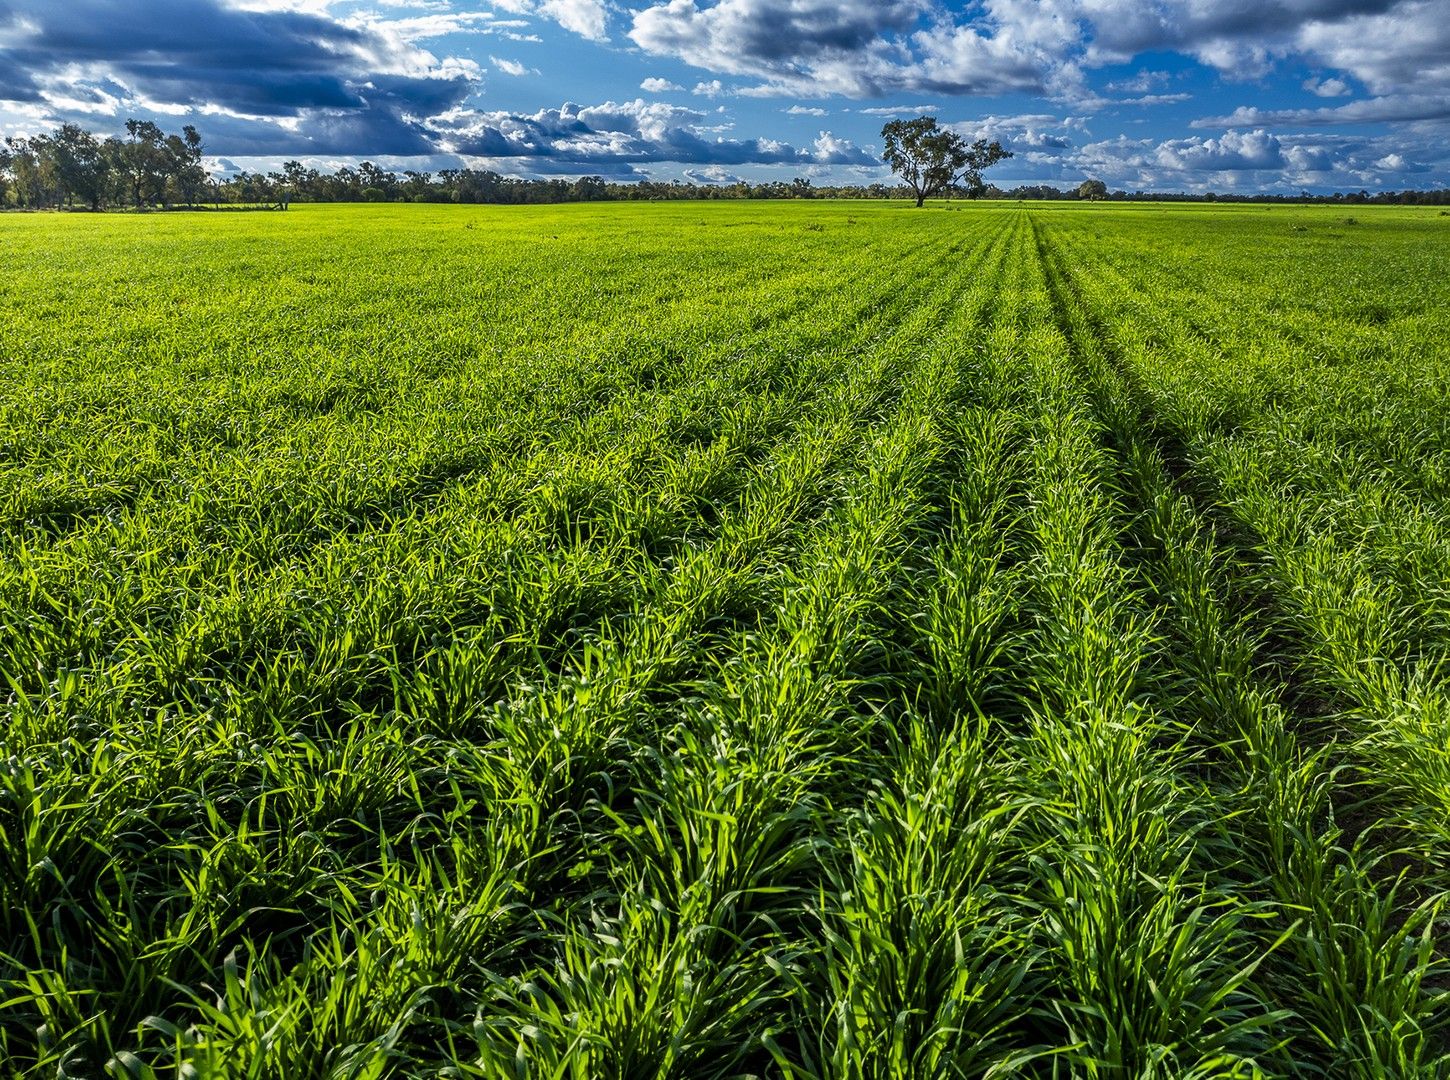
1, 200, 1447, 1078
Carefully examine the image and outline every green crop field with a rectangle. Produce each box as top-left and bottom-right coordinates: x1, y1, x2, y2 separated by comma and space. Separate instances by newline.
2, 200, 1449, 1078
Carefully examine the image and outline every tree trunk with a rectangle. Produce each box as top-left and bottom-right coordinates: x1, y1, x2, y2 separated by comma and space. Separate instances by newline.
915, 193, 925, 207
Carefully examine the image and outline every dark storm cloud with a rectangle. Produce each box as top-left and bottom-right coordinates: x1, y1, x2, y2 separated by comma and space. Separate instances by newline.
436, 99, 877, 168
0, 0, 474, 154
1079, 0, 1404, 57
630, 0, 923, 68
0, 1, 42, 102
3, 0, 371, 113
629, 0, 941, 96
187, 103, 448, 157
0, 68, 41, 105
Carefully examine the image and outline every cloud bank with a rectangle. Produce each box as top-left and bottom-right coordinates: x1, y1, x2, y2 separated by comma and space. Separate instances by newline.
434, 98, 876, 171
0, 0, 1446, 188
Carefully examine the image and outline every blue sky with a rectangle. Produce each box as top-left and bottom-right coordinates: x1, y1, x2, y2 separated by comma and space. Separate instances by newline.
1, 0, 1446, 192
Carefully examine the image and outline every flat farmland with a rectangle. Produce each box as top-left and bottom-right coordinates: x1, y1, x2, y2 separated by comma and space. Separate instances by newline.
2, 201, 1449, 1077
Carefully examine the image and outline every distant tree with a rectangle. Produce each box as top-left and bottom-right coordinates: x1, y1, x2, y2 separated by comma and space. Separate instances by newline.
358, 161, 397, 199
282, 160, 322, 201
266, 171, 289, 209
402, 170, 433, 201
165, 125, 206, 206
1077, 178, 1108, 200
4, 137, 43, 207
333, 165, 363, 201
99, 137, 127, 205
572, 175, 607, 201
881, 117, 1012, 207
26, 124, 110, 209
118, 119, 169, 207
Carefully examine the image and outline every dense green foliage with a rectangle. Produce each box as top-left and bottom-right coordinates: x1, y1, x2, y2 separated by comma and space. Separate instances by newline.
2, 201, 1448, 1078
880, 117, 1010, 206
3, 122, 206, 211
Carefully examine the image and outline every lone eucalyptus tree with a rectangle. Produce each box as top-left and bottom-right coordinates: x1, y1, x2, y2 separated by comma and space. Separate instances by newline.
881, 116, 1012, 207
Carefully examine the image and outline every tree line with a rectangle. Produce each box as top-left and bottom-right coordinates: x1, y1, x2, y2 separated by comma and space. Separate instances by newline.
243, 164, 915, 205
988, 181, 1450, 206
3, 119, 1447, 209
2, 121, 205, 210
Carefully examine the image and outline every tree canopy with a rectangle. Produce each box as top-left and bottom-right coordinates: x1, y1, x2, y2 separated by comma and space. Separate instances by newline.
3, 119, 205, 210
881, 117, 1012, 207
